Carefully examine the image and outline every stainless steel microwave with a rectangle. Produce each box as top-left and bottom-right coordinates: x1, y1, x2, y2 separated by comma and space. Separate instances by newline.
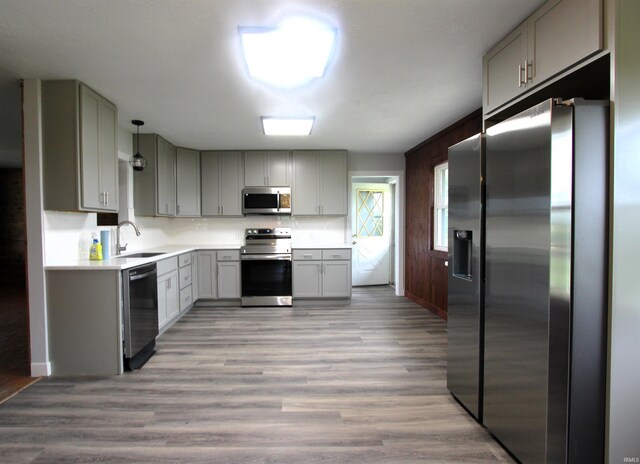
242, 187, 291, 215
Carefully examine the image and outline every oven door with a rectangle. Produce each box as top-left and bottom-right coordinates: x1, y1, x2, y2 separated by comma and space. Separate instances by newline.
241, 254, 292, 307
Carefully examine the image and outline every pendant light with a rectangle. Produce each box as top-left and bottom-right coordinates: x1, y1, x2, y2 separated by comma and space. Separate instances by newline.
129, 120, 147, 171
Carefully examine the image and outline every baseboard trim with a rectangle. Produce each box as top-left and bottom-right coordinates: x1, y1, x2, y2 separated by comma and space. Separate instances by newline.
31, 362, 51, 377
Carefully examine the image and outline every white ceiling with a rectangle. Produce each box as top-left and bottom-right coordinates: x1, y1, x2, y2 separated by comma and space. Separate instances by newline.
0, 0, 545, 159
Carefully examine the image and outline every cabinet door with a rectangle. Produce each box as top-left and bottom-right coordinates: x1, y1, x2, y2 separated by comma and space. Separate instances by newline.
176, 147, 201, 217
528, 0, 602, 85
322, 261, 351, 297
217, 261, 240, 299
157, 275, 168, 329
191, 252, 199, 301
292, 151, 320, 215
79, 84, 102, 210
483, 23, 528, 114
165, 271, 180, 321
201, 151, 221, 216
197, 251, 217, 298
98, 97, 118, 211
219, 151, 243, 216
320, 151, 347, 215
156, 137, 176, 216
266, 151, 290, 186
293, 261, 323, 297
244, 151, 266, 186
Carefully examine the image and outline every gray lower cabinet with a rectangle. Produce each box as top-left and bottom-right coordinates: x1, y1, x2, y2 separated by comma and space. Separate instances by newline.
191, 251, 199, 301
197, 249, 241, 299
178, 253, 194, 311
42, 80, 118, 212
293, 248, 352, 298
176, 148, 201, 217
133, 134, 177, 216
197, 250, 217, 298
201, 151, 244, 216
244, 150, 291, 187
157, 257, 179, 332
292, 151, 347, 215
483, 0, 603, 114
46, 270, 123, 375
217, 250, 241, 299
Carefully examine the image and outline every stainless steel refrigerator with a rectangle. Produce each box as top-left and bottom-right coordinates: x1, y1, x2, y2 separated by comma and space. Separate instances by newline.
448, 98, 608, 464
447, 133, 484, 421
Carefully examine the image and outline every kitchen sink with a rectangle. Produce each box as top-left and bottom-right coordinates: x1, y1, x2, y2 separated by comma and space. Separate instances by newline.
115, 252, 167, 259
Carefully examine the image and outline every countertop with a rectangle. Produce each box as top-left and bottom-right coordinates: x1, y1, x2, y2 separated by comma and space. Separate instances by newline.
45, 244, 241, 271
46, 243, 352, 271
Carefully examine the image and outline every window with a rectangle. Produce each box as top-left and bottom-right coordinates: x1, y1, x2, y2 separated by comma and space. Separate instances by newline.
356, 189, 384, 237
434, 162, 448, 252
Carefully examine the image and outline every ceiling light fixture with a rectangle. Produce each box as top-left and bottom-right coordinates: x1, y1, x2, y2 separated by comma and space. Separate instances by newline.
261, 117, 315, 136
129, 120, 147, 171
239, 17, 337, 88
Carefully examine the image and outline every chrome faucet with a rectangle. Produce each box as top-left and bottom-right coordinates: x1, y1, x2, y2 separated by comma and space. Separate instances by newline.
116, 221, 141, 255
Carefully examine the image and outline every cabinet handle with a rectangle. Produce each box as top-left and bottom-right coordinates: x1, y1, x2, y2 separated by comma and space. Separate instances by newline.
518, 63, 525, 87
166, 280, 171, 289
303, 254, 313, 258
525, 59, 532, 82
177, 204, 180, 215
221, 205, 224, 215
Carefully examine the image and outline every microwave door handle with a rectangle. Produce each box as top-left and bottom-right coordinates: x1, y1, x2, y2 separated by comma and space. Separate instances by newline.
276, 191, 280, 212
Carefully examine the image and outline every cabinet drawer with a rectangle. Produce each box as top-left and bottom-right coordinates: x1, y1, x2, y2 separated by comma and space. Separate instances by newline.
322, 249, 351, 260
178, 253, 191, 267
293, 249, 322, 260
179, 265, 192, 289
179, 286, 193, 311
156, 256, 178, 275
216, 249, 240, 261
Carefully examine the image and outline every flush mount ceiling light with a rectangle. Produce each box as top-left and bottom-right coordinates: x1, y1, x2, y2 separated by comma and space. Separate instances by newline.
239, 17, 337, 88
261, 117, 315, 136
129, 120, 147, 171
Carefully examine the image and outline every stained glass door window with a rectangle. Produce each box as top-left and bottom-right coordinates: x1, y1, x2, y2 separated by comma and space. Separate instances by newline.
356, 189, 384, 237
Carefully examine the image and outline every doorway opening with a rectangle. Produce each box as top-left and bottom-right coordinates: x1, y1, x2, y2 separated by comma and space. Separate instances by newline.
349, 172, 404, 296
0, 80, 34, 402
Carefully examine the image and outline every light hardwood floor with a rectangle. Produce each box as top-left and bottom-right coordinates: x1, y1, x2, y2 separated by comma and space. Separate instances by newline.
0, 286, 514, 463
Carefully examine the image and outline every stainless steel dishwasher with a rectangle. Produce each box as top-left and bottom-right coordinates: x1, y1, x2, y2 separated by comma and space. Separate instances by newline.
122, 262, 159, 370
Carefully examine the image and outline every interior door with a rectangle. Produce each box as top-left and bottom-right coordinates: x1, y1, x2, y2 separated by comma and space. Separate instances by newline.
351, 183, 391, 286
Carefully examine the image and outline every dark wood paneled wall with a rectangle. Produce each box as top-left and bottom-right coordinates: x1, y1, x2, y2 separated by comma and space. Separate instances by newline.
404, 110, 482, 320
0, 169, 26, 289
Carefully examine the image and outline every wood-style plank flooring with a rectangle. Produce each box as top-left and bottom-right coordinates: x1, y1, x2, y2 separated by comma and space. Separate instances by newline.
0, 286, 514, 463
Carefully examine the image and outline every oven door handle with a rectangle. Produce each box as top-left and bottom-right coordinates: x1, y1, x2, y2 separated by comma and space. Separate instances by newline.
241, 254, 292, 261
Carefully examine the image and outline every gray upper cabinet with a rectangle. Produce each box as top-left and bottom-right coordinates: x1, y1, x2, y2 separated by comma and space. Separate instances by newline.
483, 0, 603, 115
201, 151, 244, 216
244, 151, 291, 186
42, 80, 118, 212
483, 24, 528, 115
133, 134, 176, 216
292, 150, 347, 216
176, 147, 201, 217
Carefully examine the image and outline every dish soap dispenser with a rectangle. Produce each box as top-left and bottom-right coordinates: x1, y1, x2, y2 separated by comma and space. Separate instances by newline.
89, 237, 103, 261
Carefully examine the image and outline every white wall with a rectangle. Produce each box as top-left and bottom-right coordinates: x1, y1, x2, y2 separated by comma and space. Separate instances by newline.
348, 152, 405, 171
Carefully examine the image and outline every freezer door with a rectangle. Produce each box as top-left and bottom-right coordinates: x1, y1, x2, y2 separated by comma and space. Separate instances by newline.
446, 133, 484, 420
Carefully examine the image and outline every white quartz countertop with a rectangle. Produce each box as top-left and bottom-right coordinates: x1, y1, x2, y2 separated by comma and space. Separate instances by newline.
46, 242, 352, 271
292, 243, 352, 249
45, 244, 241, 271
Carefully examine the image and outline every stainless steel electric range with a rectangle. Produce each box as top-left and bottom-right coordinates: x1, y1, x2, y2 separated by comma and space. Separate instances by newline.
240, 228, 292, 307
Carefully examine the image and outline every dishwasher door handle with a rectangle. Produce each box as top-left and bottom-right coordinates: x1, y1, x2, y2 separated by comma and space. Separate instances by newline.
129, 270, 157, 281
